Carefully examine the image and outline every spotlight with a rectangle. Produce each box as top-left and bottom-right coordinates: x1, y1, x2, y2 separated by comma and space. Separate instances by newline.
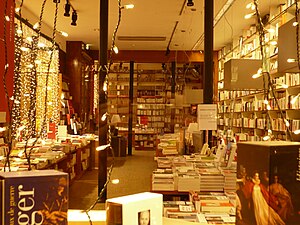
71, 11, 77, 26
187, 0, 194, 7
64, 0, 71, 17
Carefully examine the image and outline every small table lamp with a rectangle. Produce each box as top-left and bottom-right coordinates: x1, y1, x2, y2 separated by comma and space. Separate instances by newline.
110, 114, 121, 136
187, 122, 198, 134
111, 114, 121, 124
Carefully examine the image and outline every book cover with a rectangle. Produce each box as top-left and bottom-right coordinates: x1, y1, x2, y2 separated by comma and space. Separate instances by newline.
0, 170, 68, 225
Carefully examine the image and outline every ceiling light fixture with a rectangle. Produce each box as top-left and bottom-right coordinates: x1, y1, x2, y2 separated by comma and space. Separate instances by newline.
71, 10, 77, 26
64, 0, 71, 17
187, 0, 194, 7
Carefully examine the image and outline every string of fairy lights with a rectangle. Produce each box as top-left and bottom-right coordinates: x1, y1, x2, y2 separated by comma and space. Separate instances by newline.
84, 0, 135, 223
3, 0, 12, 170
250, 0, 297, 140
0, 0, 61, 170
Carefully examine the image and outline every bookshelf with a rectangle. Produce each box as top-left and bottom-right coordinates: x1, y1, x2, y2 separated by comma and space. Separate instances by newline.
217, 1, 300, 142
135, 69, 166, 150
107, 65, 137, 141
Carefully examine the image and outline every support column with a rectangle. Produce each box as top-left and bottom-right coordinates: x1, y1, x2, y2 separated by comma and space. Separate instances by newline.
171, 61, 176, 133
204, 0, 214, 146
98, 0, 108, 201
128, 61, 134, 155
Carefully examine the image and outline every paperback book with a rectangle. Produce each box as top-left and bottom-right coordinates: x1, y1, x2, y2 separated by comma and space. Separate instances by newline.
0, 169, 68, 225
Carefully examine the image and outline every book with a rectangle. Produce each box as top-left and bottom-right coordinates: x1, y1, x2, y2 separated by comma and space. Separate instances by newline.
0, 170, 68, 225
200, 202, 234, 214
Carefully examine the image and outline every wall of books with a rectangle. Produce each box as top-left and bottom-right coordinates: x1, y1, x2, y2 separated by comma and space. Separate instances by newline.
217, 0, 300, 142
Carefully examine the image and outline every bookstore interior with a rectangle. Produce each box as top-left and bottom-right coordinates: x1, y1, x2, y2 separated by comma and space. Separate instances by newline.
1, 0, 300, 224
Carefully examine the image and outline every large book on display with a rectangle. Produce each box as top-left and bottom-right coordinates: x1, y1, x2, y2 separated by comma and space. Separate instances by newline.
0, 169, 68, 225
106, 192, 163, 225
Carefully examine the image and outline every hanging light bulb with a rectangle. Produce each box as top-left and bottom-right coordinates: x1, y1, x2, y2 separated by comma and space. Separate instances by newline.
34, 59, 42, 65
263, 135, 270, 141
103, 82, 108, 92
15, 7, 21, 13
38, 42, 46, 48
101, 112, 108, 121
113, 45, 119, 54
267, 104, 272, 110
5, 15, 10, 21
284, 119, 290, 127
111, 179, 120, 184
26, 36, 33, 42
270, 40, 277, 46
252, 68, 262, 79
16, 29, 23, 35
59, 31, 69, 37
20, 46, 30, 51
33, 22, 39, 29
124, 4, 134, 9
287, 58, 297, 63
96, 144, 111, 151
246, 2, 255, 10
293, 21, 298, 27
0, 127, 6, 132
244, 12, 255, 19
290, 93, 300, 105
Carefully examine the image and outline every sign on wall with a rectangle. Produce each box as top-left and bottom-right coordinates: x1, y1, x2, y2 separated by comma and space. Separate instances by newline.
197, 104, 217, 130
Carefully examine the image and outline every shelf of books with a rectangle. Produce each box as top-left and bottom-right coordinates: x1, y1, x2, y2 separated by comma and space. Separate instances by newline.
0, 135, 96, 184
108, 65, 137, 142
217, 0, 300, 142
135, 67, 167, 150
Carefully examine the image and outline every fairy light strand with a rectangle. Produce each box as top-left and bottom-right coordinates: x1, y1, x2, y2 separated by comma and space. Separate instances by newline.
85, 1, 124, 223
254, 0, 293, 140
3, 0, 11, 171
295, 0, 300, 70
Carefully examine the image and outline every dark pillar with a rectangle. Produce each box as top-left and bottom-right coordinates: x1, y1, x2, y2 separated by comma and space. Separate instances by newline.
204, 0, 214, 147
98, 0, 108, 201
128, 61, 134, 155
171, 61, 176, 133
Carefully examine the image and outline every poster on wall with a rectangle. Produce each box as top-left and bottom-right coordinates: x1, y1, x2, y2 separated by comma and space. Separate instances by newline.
236, 142, 300, 225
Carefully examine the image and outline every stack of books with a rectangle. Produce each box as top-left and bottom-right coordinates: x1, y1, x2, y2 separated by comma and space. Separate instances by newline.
199, 171, 224, 192
163, 201, 195, 216
156, 157, 173, 168
197, 213, 236, 224
200, 202, 235, 214
220, 168, 236, 192
152, 168, 175, 191
164, 201, 199, 222
177, 171, 200, 192
189, 191, 230, 213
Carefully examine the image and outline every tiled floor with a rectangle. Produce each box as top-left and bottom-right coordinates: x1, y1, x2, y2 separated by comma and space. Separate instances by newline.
69, 150, 157, 210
